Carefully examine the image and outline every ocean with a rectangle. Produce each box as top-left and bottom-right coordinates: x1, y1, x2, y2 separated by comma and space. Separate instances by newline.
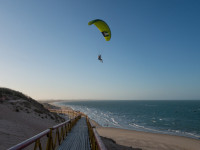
55, 100, 200, 139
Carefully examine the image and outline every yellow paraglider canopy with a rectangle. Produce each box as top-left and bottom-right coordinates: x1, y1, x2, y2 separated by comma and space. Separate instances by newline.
88, 19, 111, 41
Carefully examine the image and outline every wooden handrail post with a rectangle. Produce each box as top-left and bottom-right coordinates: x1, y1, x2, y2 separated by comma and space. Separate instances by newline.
34, 139, 42, 150
87, 116, 107, 150
46, 128, 53, 150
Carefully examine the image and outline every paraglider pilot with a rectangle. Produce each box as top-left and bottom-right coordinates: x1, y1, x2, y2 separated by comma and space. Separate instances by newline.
98, 54, 103, 63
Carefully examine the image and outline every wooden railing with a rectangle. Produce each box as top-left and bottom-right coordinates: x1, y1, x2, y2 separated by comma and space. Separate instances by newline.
8, 109, 107, 150
8, 115, 81, 150
48, 109, 80, 119
86, 117, 107, 150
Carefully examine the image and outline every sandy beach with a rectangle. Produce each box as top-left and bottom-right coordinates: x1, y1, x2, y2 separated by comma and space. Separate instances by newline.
89, 114, 200, 150
97, 127, 200, 150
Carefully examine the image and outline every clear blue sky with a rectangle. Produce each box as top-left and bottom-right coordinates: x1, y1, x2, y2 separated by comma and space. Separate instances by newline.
0, 0, 200, 100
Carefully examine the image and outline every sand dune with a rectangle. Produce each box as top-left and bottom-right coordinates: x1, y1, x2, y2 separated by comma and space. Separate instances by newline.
0, 88, 65, 149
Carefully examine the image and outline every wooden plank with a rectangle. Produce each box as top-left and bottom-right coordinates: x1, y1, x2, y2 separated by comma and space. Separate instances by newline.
58, 117, 91, 150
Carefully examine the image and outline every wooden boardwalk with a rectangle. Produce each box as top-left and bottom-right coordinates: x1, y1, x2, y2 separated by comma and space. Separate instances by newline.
57, 117, 91, 150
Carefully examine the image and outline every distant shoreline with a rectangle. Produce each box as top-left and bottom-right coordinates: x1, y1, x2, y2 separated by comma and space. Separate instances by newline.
39, 100, 200, 102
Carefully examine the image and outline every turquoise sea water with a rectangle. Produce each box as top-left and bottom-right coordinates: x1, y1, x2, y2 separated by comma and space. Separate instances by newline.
56, 100, 200, 139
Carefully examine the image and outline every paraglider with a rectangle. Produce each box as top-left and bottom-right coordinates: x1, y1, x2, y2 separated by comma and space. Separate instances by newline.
88, 19, 111, 41
98, 54, 103, 63
88, 19, 111, 62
